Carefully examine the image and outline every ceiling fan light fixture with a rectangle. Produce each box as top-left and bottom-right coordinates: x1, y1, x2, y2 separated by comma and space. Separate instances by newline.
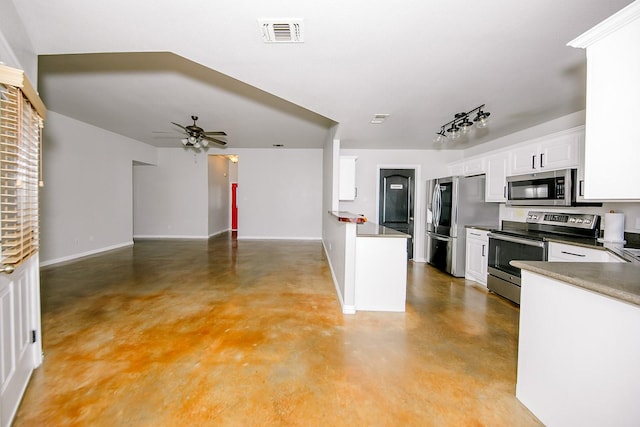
171, 116, 228, 149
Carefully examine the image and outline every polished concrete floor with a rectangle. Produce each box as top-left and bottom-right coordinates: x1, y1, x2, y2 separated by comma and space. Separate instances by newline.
15, 234, 541, 426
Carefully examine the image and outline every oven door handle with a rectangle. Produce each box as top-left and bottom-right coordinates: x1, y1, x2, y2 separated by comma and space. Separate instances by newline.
488, 233, 546, 248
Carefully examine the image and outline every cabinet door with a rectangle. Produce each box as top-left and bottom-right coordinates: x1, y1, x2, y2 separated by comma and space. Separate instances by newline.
339, 156, 357, 201
570, 4, 640, 199
485, 152, 509, 202
510, 134, 579, 175
539, 134, 579, 170
463, 158, 485, 176
465, 230, 488, 285
510, 144, 539, 175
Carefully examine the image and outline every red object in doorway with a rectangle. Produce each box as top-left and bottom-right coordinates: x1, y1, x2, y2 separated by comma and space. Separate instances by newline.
231, 183, 238, 230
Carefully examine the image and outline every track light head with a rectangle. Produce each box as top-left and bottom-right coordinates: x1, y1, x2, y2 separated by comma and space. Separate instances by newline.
474, 109, 491, 128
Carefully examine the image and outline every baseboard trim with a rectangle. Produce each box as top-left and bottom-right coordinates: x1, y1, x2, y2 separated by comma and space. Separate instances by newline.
40, 241, 134, 267
237, 236, 322, 241
133, 234, 209, 240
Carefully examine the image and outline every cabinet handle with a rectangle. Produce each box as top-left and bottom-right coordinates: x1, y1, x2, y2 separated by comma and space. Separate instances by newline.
540, 153, 545, 168
482, 244, 486, 257
503, 186, 506, 198
532, 154, 536, 169
560, 250, 586, 257
579, 180, 584, 197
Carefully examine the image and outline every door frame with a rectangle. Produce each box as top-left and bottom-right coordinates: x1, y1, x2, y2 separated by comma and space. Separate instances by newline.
376, 165, 422, 262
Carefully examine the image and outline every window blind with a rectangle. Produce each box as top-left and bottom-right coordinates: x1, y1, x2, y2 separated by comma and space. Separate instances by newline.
0, 82, 43, 269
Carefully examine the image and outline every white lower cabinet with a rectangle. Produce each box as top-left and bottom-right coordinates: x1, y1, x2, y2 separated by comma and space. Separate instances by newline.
465, 228, 489, 286
548, 241, 625, 263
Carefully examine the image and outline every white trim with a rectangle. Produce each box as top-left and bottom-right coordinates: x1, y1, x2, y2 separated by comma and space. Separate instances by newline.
237, 236, 322, 241
40, 241, 134, 267
567, 1, 640, 48
322, 240, 355, 314
208, 228, 231, 238
133, 234, 209, 240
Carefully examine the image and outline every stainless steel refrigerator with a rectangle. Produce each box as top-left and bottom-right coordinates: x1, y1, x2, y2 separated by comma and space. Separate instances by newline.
425, 174, 499, 277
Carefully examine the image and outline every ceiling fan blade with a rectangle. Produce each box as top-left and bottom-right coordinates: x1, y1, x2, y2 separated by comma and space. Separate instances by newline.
171, 122, 188, 132
203, 135, 227, 146
204, 131, 227, 136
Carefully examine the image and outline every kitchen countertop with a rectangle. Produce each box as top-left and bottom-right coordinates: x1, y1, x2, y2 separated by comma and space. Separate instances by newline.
512, 260, 640, 307
329, 211, 367, 224
357, 222, 410, 238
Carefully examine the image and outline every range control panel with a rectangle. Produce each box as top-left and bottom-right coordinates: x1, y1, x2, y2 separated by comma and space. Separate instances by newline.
526, 211, 600, 230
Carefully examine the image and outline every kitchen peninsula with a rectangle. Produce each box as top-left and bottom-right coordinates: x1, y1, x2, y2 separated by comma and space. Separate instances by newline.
324, 211, 409, 313
512, 260, 640, 427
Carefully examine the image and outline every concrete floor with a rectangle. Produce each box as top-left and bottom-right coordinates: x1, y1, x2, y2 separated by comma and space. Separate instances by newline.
15, 234, 541, 426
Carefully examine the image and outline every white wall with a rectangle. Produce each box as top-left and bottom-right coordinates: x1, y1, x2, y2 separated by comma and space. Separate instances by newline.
338, 149, 463, 262
0, 0, 37, 82
208, 155, 230, 236
133, 148, 209, 239
41, 111, 157, 265
236, 148, 323, 240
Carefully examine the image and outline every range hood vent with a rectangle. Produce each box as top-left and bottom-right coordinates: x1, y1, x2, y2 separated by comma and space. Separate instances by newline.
258, 19, 304, 43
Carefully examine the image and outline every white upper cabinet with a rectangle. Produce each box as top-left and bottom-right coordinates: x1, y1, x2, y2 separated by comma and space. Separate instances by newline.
339, 156, 357, 201
509, 129, 580, 176
568, 2, 640, 200
485, 151, 509, 202
447, 158, 485, 177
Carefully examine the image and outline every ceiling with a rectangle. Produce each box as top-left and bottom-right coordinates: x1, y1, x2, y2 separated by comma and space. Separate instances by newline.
11, 0, 634, 150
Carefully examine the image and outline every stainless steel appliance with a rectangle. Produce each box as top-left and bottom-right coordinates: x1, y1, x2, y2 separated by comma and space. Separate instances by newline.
426, 175, 499, 277
487, 211, 601, 304
506, 168, 600, 207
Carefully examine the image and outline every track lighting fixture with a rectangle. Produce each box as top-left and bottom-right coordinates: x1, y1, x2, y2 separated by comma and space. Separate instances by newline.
433, 104, 490, 143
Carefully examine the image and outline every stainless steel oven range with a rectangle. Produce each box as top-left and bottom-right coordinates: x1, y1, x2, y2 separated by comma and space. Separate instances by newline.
487, 211, 601, 304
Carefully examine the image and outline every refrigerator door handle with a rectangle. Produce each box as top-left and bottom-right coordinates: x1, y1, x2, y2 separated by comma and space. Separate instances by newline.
428, 233, 451, 242
431, 182, 440, 228
434, 183, 442, 228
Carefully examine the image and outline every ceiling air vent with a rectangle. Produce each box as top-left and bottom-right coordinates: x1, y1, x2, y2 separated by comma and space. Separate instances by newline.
258, 19, 304, 43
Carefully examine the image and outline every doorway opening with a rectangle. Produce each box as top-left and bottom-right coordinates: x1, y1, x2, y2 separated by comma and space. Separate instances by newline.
208, 155, 239, 239
378, 168, 415, 259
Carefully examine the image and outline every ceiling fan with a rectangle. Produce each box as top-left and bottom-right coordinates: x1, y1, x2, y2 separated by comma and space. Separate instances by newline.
171, 115, 227, 148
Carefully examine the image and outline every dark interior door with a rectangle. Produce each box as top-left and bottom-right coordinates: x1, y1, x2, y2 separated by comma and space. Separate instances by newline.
379, 169, 414, 259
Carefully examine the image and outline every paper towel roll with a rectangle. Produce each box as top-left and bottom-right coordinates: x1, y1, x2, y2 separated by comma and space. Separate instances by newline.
603, 213, 625, 243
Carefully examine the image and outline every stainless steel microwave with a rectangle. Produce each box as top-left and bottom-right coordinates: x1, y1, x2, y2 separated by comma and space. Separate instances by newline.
506, 169, 580, 206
